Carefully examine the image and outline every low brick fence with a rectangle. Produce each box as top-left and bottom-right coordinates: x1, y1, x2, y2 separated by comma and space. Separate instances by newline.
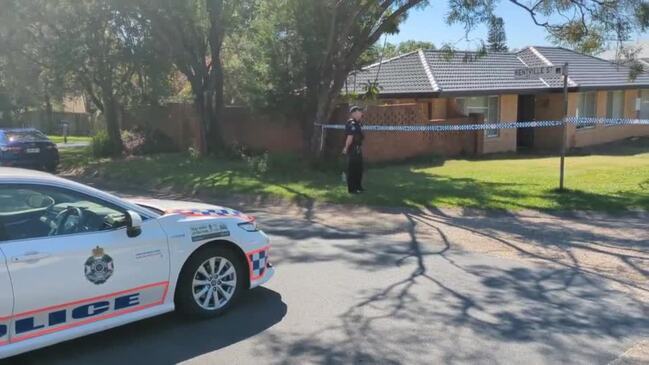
324, 103, 481, 162
122, 102, 481, 162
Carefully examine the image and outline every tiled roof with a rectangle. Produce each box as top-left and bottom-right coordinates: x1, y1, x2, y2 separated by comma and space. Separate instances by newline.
531, 46, 649, 88
347, 51, 434, 95
423, 50, 547, 92
346, 46, 649, 96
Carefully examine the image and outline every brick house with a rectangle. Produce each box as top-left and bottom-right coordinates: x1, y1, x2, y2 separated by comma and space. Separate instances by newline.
345, 46, 649, 156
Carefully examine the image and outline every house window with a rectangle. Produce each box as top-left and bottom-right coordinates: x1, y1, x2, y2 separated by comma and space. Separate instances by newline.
576, 91, 597, 129
640, 90, 649, 119
456, 96, 500, 137
427, 101, 433, 120
606, 90, 624, 123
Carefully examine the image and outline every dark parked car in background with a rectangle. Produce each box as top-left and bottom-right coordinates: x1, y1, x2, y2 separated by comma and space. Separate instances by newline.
0, 128, 59, 172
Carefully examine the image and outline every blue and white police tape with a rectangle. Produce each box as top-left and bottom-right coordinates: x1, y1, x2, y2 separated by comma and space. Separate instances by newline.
316, 118, 649, 132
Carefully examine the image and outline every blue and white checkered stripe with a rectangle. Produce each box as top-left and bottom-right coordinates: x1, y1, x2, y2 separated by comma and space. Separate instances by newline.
249, 250, 268, 278
177, 208, 243, 217
316, 118, 649, 132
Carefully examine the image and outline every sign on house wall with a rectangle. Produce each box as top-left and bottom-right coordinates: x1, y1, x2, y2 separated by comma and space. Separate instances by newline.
514, 66, 564, 79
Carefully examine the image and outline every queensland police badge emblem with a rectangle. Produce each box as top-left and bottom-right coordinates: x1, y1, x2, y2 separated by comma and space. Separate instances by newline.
84, 246, 114, 285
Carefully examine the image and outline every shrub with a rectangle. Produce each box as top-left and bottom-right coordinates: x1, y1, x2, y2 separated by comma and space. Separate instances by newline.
122, 128, 177, 156
225, 144, 271, 175
91, 130, 119, 158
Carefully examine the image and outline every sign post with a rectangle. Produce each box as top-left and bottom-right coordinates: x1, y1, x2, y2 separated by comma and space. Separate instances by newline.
514, 65, 564, 80
514, 64, 569, 191
559, 63, 569, 191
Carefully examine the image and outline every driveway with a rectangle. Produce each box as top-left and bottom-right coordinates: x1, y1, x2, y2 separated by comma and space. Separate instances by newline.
8, 186, 649, 365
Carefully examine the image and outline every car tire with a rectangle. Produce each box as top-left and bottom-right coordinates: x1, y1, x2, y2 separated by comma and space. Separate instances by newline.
45, 164, 58, 173
175, 246, 246, 318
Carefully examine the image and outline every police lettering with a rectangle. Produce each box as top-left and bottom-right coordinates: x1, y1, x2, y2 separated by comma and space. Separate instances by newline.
10, 293, 141, 337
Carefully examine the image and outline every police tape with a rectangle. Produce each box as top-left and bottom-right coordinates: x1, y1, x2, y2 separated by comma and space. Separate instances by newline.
316, 118, 649, 132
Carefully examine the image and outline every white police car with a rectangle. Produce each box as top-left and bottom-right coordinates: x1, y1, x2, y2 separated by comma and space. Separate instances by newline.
0, 167, 273, 358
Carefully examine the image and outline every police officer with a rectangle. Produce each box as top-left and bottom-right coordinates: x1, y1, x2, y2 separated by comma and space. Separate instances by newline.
342, 105, 365, 194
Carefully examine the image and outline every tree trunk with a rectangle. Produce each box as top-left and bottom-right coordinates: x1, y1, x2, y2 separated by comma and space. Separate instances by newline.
205, 0, 225, 154
205, 57, 225, 153
102, 93, 123, 155
44, 95, 54, 134
193, 89, 209, 156
306, 67, 349, 159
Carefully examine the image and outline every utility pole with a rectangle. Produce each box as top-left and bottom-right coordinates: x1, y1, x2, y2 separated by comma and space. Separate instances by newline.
559, 63, 569, 191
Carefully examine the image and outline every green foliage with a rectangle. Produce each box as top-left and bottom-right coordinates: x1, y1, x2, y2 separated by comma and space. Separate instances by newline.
487, 16, 508, 52
361, 81, 382, 101
91, 131, 120, 158
223, 0, 430, 126
359, 40, 436, 67
448, 0, 648, 55
121, 128, 178, 156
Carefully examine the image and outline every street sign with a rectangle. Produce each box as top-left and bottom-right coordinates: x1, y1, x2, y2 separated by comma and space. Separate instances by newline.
514, 65, 564, 79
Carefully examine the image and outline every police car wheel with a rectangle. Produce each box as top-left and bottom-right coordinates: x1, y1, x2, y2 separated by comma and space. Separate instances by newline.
176, 246, 245, 318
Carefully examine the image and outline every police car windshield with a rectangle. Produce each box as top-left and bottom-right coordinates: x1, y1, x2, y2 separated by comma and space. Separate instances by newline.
135, 204, 164, 216
5, 130, 49, 143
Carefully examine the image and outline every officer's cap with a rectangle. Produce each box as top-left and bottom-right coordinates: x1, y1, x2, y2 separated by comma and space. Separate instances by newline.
349, 105, 364, 114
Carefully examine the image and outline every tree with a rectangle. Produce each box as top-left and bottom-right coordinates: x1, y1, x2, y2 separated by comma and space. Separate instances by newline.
448, 0, 649, 55
2, 0, 167, 154
396, 40, 436, 54
360, 40, 435, 66
287, 0, 430, 156
0, 0, 64, 125
487, 16, 508, 52
132, 0, 256, 155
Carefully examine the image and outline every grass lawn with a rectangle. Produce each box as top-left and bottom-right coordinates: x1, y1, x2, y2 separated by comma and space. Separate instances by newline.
48, 135, 92, 144
58, 138, 649, 212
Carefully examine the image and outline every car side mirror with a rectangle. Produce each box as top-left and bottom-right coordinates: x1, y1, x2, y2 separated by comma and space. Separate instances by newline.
126, 210, 143, 238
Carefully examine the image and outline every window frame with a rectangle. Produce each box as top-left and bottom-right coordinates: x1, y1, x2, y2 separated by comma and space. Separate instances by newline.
639, 89, 649, 119
0, 183, 141, 243
605, 90, 625, 125
576, 91, 598, 130
456, 95, 501, 138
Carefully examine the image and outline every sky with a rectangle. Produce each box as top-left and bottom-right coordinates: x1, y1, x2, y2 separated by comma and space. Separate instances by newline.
390, 2, 647, 52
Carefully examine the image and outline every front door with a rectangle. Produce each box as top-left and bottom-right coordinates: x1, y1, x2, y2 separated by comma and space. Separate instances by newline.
0, 184, 170, 344
517, 95, 535, 149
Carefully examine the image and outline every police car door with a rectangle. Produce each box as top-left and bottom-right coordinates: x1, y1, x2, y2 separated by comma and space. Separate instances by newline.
0, 184, 169, 343
0, 250, 13, 346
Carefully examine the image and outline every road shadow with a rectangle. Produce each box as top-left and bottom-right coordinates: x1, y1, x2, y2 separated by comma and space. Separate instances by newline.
8, 287, 286, 365
249, 209, 649, 364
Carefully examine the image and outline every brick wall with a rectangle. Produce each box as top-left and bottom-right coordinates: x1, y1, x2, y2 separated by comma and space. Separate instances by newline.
572, 89, 649, 148
533, 90, 649, 151
482, 94, 518, 154
123, 104, 303, 153
324, 103, 480, 163
15, 111, 95, 135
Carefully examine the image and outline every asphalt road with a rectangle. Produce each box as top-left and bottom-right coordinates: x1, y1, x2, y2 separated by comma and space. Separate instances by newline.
7, 193, 649, 365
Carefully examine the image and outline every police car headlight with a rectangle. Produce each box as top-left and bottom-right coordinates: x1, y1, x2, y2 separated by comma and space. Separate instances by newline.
237, 221, 258, 232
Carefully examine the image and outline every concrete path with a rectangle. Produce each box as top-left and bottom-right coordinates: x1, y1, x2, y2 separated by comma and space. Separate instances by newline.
9, 186, 649, 365
56, 142, 89, 149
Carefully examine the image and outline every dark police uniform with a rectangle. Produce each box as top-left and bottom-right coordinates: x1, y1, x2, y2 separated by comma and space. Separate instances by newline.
345, 118, 364, 193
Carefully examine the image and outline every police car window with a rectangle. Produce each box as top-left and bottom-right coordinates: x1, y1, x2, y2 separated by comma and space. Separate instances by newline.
0, 185, 129, 242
